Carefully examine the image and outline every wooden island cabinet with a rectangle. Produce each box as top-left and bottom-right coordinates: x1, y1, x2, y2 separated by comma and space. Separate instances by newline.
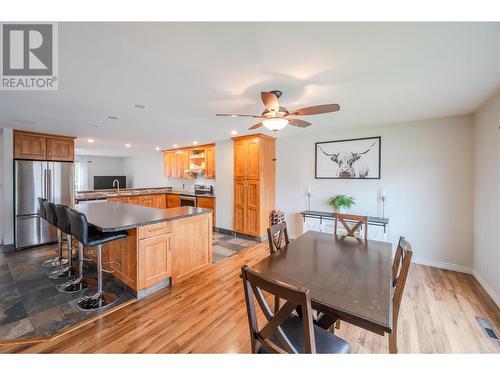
75, 203, 212, 298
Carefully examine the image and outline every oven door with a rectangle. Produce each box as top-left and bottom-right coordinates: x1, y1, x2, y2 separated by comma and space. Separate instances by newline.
180, 195, 196, 207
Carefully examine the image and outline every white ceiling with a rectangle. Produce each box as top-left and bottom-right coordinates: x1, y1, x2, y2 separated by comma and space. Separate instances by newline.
1, 22, 499, 157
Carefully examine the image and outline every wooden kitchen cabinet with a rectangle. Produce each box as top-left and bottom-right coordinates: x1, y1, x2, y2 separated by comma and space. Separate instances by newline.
138, 233, 172, 290
166, 194, 181, 208
14, 132, 47, 160
171, 214, 212, 283
163, 143, 216, 180
46, 137, 74, 161
164, 152, 172, 177
232, 134, 275, 238
234, 136, 260, 179
233, 180, 259, 236
150, 194, 166, 209
13, 130, 75, 161
196, 196, 216, 226
204, 145, 216, 179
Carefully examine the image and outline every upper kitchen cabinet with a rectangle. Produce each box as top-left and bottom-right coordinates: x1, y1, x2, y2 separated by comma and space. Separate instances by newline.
163, 144, 216, 180
204, 145, 216, 179
14, 130, 75, 162
233, 136, 260, 179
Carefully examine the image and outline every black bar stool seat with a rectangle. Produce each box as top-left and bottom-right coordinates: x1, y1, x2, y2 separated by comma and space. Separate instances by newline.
40, 200, 69, 269
85, 228, 128, 247
68, 208, 127, 311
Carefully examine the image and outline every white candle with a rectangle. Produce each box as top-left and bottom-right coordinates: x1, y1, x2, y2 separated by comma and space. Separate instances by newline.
307, 186, 311, 194
382, 189, 386, 198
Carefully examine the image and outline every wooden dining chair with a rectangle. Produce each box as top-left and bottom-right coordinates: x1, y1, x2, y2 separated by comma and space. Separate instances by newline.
241, 265, 350, 354
319, 236, 413, 353
267, 222, 290, 254
334, 213, 368, 239
388, 236, 413, 353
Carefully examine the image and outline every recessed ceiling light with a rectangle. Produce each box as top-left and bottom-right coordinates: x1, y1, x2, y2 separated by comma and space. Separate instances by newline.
173, 144, 178, 148
87, 139, 94, 143
193, 141, 198, 145
90, 124, 99, 128
155, 147, 160, 151
231, 130, 238, 135
125, 143, 131, 148
134, 104, 146, 109
231, 115, 238, 117
108, 116, 118, 120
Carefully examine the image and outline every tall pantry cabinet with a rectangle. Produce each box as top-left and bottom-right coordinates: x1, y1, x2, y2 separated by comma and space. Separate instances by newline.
233, 134, 276, 238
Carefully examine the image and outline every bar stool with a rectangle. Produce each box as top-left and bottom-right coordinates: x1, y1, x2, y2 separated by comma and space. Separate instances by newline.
40, 200, 68, 269
57, 205, 90, 293
67, 208, 127, 311
48, 204, 76, 280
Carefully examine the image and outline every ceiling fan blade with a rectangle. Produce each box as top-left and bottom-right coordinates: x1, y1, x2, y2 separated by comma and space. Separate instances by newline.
248, 122, 263, 130
261, 92, 280, 112
288, 104, 340, 116
216, 113, 262, 118
288, 119, 312, 128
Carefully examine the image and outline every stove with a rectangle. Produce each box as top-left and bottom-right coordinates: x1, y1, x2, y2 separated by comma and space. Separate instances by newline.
194, 184, 213, 196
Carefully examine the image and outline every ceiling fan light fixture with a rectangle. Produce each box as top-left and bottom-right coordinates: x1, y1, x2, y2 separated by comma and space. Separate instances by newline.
262, 118, 289, 131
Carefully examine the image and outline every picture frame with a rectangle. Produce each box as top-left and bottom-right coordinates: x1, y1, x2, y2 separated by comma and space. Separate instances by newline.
315, 136, 381, 179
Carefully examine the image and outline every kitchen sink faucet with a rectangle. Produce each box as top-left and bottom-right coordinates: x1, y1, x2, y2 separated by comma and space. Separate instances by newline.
112, 179, 120, 192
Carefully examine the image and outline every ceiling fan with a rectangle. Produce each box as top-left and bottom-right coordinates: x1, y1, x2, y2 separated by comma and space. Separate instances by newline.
216, 90, 340, 131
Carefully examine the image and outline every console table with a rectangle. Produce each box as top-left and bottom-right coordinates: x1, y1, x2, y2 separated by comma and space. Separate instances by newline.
300, 210, 389, 240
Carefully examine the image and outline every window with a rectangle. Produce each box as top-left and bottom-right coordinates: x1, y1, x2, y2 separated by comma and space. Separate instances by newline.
74, 161, 89, 191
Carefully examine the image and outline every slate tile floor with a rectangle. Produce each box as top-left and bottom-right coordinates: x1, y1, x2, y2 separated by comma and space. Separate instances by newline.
212, 232, 258, 263
0, 232, 257, 341
0, 245, 133, 341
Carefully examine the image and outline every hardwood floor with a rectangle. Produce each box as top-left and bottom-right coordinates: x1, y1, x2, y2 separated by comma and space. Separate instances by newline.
1, 242, 499, 353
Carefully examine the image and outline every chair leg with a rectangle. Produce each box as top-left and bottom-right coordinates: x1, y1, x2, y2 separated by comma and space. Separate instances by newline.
49, 234, 75, 280
58, 242, 87, 293
41, 229, 68, 268
389, 321, 398, 354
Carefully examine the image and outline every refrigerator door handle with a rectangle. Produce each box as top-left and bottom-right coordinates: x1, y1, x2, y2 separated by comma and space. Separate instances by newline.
48, 166, 52, 201
43, 168, 47, 199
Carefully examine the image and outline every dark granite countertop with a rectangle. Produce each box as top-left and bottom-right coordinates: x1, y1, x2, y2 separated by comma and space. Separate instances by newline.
73, 202, 212, 232
75, 187, 215, 201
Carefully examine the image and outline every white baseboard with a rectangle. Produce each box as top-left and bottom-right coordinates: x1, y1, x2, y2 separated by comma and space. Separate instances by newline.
472, 269, 500, 308
411, 256, 473, 274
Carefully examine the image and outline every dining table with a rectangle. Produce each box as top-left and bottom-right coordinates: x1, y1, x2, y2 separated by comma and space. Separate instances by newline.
251, 230, 394, 335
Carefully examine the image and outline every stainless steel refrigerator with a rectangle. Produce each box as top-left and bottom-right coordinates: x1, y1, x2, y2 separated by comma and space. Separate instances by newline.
14, 160, 74, 249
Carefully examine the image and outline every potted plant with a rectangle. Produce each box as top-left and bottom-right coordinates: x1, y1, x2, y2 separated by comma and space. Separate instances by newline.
328, 194, 355, 213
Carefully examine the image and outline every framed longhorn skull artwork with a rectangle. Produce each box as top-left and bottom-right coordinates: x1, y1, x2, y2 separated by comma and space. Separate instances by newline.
315, 136, 381, 179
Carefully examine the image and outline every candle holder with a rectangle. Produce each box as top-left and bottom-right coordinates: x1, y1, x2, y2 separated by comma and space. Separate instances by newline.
381, 194, 386, 219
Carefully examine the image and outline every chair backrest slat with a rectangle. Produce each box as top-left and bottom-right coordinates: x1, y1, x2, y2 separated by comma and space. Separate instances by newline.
241, 265, 316, 354
267, 222, 290, 254
334, 213, 368, 239
392, 236, 413, 327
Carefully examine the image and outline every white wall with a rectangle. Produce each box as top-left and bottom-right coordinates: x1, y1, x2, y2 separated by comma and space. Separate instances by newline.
214, 140, 233, 230
473, 89, 500, 306
123, 152, 170, 189
0, 128, 14, 246
276, 115, 474, 269
76, 155, 126, 190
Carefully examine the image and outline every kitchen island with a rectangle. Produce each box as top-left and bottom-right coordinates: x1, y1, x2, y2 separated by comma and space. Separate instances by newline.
74, 202, 213, 298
